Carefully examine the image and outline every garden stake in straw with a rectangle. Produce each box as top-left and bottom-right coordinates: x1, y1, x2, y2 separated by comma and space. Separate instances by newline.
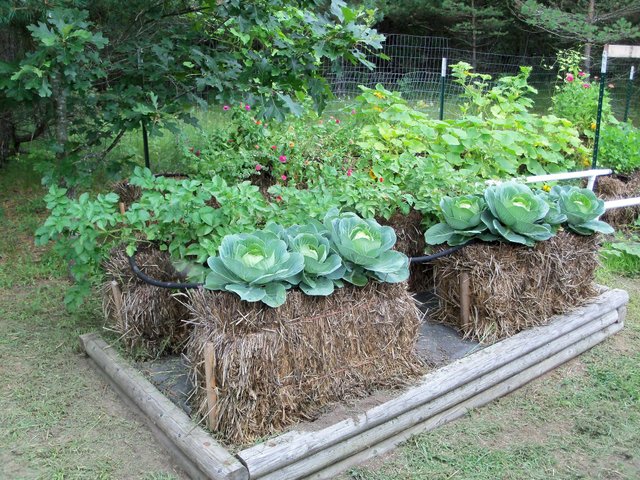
137, 47, 151, 170
591, 49, 607, 169
439, 57, 447, 120
624, 65, 635, 123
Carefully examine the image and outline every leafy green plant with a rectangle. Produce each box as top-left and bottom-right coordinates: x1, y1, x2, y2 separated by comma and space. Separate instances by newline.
323, 209, 409, 286
599, 123, 640, 174
601, 238, 640, 276
204, 231, 304, 308
267, 223, 346, 296
552, 185, 614, 235
482, 182, 554, 246
551, 49, 615, 137
424, 195, 490, 246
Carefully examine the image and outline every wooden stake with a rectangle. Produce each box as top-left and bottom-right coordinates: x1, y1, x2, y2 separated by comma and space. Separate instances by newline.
119, 201, 126, 215
459, 272, 470, 327
110, 280, 124, 332
203, 342, 218, 429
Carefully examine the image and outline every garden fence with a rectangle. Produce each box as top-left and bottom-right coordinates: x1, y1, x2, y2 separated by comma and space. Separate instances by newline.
321, 33, 639, 122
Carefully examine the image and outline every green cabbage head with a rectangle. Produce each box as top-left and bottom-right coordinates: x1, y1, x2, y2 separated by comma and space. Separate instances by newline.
482, 182, 553, 246
204, 231, 304, 307
324, 210, 409, 286
425, 195, 491, 246
553, 186, 614, 235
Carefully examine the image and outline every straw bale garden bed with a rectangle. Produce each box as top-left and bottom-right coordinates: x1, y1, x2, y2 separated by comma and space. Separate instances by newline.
35, 72, 631, 479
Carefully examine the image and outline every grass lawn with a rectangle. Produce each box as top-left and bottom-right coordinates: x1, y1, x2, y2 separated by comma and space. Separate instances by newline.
1, 160, 638, 479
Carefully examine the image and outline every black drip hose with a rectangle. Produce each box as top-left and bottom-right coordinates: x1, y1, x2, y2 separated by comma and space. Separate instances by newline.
128, 244, 469, 289
128, 254, 203, 289
409, 244, 467, 264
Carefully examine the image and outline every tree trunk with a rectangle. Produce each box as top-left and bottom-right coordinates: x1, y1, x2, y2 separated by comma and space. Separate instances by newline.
471, 0, 477, 69
51, 72, 69, 162
0, 25, 30, 166
584, 0, 596, 73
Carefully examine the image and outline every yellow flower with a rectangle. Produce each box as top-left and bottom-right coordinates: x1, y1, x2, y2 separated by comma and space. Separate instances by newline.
373, 91, 385, 99
590, 122, 596, 131
542, 184, 551, 192
289, 142, 295, 148
368, 168, 377, 180
582, 157, 591, 167
373, 106, 383, 112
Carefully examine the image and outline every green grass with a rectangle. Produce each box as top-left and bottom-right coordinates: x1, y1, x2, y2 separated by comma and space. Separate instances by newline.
0, 162, 184, 479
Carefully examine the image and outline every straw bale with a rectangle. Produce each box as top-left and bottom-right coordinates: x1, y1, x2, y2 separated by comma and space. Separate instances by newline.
185, 282, 425, 444
432, 232, 599, 344
102, 245, 190, 357
597, 173, 640, 228
378, 209, 433, 292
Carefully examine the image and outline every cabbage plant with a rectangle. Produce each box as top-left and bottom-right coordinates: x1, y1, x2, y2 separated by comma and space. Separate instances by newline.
287, 230, 346, 295
204, 231, 304, 307
425, 195, 493, 246
324, 210, 409, 286
553, 186, 614, 235
266, 222, 346, 296
482, 182, 553, 246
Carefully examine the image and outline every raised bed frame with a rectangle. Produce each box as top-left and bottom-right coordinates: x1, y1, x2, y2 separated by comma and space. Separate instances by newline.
80, 288, 628, 480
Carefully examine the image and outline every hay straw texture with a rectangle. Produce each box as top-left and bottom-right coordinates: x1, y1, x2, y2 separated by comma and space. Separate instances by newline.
596, 173, 640, 228
379, 209, 432, 292
186, 282, 425, 444
102, 246, 190, 357
432, 232, 599, 344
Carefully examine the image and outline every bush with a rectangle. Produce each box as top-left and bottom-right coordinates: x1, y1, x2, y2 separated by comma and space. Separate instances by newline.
598, 123, 640, 174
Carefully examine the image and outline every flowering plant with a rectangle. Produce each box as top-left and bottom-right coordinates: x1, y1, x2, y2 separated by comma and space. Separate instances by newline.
551, 49, 614, 136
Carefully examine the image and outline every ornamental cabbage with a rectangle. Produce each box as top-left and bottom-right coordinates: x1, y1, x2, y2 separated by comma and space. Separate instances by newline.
266, 222, 346, 296
552, 186, 614, 235
204, 231, 304, 307
425, 195, 491, 246
324, 210, 409, 286
482, 182, 553, 246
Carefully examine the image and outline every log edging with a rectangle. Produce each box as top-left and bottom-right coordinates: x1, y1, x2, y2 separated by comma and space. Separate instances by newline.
80, 287, 628, 480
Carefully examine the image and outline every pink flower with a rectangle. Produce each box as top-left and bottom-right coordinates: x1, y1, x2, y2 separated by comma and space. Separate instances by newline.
223, 105, 230, 111
335, 119, 341, 124
281, 175, 287, 181
279, 155, 287, 163
254, 144, 260, 149
255, 164, 262, 171
195, 150, 201, 157
275, 195, 283, 202
565, 73, 574, 82
578, 71, 586, 77
379, 177, 384, 183
346, 168, 353, 177
351, 109, 356, 115
582, 83, 591, 89
245, 104, 251, 111
271, 145, 277, 150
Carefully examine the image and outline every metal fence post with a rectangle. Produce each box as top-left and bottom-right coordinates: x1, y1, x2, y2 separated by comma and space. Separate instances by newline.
592, 50, 608, 169
624, 65, 635, 123
439, 57, 447, 120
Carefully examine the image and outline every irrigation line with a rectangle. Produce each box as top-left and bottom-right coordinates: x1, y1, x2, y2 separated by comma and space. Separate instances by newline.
127, 244, 469, 290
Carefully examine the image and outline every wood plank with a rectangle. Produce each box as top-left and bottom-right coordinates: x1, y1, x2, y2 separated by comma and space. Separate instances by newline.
204, 342, 218, 429
110, 280, 124, 332
239, 289, 627, 477
257, 311, 620, 480
459, 272, 470, 326
79, 333, 248, 480
606, 44, 640, 59
307, 320, 624, 480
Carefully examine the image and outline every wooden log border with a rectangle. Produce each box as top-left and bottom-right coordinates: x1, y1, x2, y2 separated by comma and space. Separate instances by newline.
80, 288, 627, 480
79, 333, 248, 480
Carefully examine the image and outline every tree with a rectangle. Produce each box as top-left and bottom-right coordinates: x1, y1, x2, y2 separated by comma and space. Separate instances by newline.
0, 1, 383, 181
515, 0, 640, 71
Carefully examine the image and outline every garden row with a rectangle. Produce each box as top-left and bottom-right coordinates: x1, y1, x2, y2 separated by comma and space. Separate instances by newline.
37, 61, 636, 446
